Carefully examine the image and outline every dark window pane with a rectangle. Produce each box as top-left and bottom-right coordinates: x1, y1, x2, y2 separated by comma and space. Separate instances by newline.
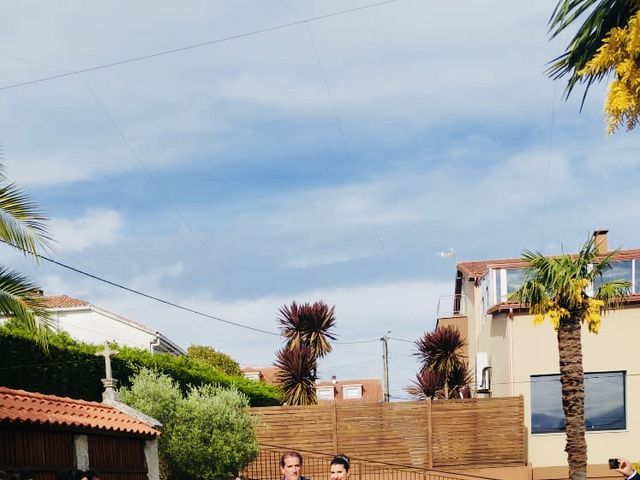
531, 371, 625, 434
506, 268, 525, 294
585, 372, 626, 431
594, 261, 632, 291
531, 376, 564, 433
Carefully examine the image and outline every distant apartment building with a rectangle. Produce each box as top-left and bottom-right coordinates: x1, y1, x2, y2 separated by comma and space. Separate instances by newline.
242, 367, 383, 404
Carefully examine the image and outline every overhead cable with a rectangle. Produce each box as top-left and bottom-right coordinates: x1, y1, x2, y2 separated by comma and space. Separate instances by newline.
0, 0, 398, 91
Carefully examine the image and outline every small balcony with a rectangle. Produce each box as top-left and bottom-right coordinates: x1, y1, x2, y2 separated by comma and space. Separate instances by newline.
436, 294, 466, 319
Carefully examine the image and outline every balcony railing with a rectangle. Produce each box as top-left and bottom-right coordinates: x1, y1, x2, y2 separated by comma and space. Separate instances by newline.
436, 294, 465, 319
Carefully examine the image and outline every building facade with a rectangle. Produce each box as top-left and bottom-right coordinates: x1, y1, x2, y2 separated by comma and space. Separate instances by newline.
439, 231, 640, 475
39, 295, 185, 355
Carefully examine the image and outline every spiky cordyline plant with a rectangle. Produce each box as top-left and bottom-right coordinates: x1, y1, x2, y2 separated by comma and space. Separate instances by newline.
406, 370, 444, 400
0, 165, 52, 347
414, 325, 467, 398
408, 346, 471, 400
274, 346, 318, 406
278, 301, 337, 359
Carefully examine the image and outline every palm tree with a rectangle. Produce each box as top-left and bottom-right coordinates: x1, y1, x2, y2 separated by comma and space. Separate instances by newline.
406, 364, 471, 400
510, 236, 629, 480
274, 346, 318, 406
0, 165, 52, 346
278, 301, 337, 359
547, 0, 637, 102
414, 325, 469, 399
275, 300, 337, 405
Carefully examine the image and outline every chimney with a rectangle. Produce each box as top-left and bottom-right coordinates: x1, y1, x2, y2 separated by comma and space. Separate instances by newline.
593, 230, 609, 255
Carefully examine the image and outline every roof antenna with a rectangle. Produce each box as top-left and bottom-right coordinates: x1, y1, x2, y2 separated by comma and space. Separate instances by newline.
437, 247, 456, 259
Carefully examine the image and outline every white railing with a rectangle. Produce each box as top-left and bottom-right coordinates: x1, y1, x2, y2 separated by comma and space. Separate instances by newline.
436, 294, 466, 319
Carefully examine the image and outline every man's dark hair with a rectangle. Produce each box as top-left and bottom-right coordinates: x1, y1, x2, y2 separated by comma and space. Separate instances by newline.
279, 451, 303, 468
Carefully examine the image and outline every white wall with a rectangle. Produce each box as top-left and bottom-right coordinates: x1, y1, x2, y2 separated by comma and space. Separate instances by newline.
52, 308, 156, 351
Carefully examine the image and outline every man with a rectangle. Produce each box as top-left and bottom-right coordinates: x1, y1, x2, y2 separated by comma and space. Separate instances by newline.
280, 451, 310, 480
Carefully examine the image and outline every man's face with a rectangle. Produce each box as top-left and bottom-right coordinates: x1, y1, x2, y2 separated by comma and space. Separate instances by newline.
280, 455, 301, 480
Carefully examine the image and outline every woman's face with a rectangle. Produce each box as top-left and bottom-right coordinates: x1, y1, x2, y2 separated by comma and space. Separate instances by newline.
330, 464, 349, 480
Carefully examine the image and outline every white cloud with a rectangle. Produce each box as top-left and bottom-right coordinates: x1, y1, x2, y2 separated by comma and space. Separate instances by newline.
50, 208, 122, 251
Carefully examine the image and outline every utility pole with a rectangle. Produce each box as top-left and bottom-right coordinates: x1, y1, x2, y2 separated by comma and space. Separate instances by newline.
381, 332, 390, 402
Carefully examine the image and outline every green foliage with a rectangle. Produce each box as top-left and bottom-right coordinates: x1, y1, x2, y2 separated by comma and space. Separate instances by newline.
121, 369, 259, 480
0, 164, 52, 348
187, 344, 242, 377
0, 324, 281, 406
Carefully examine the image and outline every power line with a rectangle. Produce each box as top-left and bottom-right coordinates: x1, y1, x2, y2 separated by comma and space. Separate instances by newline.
388, 336, 413, 343
24, 248, 281, 337
301, 15, 402, 286
1, 52, 251, 298
0, 0, 399, 92
333, 338, 379, 345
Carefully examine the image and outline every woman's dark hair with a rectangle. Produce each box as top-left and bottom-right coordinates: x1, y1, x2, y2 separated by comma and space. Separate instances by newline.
330, 454, 350, 471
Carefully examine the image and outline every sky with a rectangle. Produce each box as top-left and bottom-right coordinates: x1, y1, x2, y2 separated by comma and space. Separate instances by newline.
2, 0, 640, 401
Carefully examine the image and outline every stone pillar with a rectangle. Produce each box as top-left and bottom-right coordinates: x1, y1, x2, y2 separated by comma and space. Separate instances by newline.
74, 435, 90, 470
144, 438, 160, 480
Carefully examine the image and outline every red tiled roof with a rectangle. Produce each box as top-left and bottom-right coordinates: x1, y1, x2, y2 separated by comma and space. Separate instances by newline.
40, 295, 89, 309
0, 387, 159, 437
315, 378, 384, 404
457, 248, 640, 279
242, 366, 281, 385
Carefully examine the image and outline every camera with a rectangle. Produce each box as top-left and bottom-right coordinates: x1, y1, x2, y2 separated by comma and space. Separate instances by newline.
608, 458, 620, 469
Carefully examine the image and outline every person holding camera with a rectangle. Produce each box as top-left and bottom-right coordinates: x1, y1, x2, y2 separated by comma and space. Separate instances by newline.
612, 458, 638, 479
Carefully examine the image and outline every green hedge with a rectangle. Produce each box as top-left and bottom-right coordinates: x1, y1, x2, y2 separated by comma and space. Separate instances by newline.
0, 327, 281, 407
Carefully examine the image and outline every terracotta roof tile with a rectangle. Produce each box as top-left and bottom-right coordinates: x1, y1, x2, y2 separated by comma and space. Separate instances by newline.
457, 248, 640, 279
315, 378, 384, 404
242, 366, 281, 385
0, 387, 159, 437
40, 295, 90, 309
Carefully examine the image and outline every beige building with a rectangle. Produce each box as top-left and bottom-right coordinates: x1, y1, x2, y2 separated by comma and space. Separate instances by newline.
439, 231, 640, 476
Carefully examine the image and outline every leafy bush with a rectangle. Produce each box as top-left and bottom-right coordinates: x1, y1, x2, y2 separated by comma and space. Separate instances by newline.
121, 369, 260, 480
187, 344, 242, 377
0, 325, 281, 406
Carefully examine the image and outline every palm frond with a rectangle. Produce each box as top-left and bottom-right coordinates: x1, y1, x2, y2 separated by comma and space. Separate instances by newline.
0, 266, 52, 348
596, 280, 630, 308
405, 370, 445, 400
273, 346, 318, 405
414, 325, 466, 377
0, 180, 52, 257
546, 0, 636, 102
279, 301, 337, 358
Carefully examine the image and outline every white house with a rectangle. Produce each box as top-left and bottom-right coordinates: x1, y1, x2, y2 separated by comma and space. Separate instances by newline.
40, 294, 185, 355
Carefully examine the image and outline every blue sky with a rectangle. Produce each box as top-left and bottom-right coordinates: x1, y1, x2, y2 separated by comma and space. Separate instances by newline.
2, 0, 640, 400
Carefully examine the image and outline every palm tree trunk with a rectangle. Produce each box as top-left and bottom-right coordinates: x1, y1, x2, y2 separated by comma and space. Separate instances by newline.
557, 316, 587, 480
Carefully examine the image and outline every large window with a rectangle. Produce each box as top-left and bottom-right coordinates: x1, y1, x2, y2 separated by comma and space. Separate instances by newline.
530, 371, 626, 434
492, 268, 525, 303
490, 258, 640, 308
593, 260, 633, 292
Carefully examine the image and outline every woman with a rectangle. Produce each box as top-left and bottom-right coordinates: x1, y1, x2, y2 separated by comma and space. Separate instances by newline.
330, 454, 350, 480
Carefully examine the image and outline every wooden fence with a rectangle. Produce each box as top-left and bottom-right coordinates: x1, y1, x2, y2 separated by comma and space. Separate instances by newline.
243, 446, 508, 480
249, 396, 525, 472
